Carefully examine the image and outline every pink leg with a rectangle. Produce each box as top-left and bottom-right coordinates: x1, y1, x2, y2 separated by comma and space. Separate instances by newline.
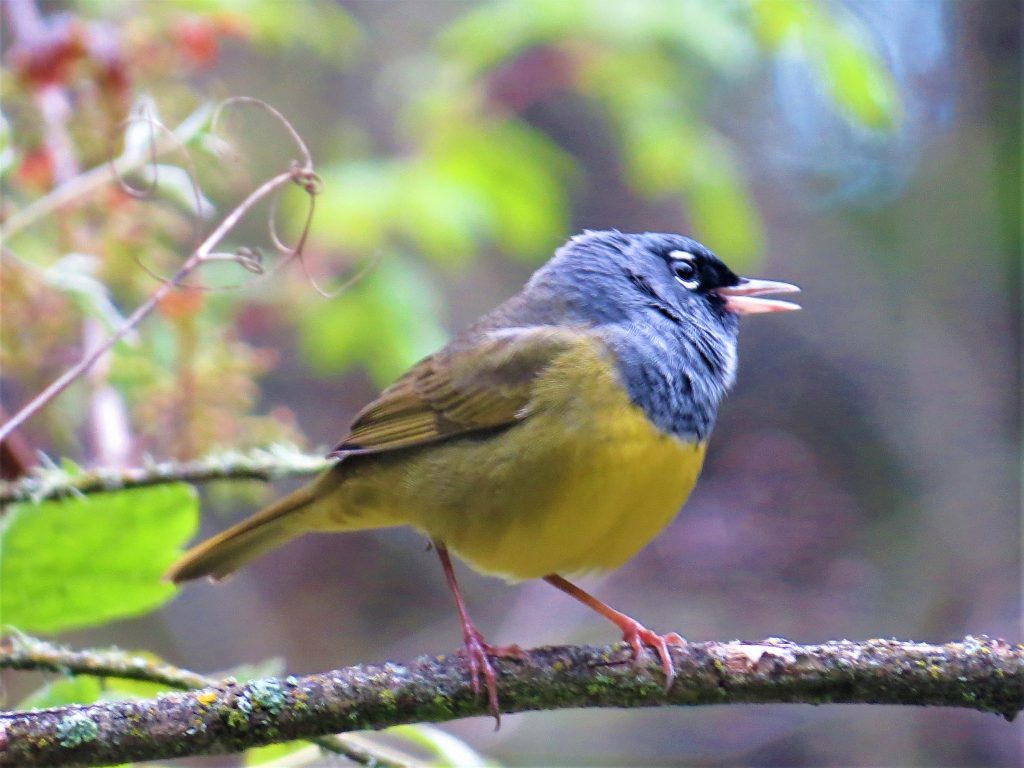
544, 574, 685, 691
435, 542, 523, 725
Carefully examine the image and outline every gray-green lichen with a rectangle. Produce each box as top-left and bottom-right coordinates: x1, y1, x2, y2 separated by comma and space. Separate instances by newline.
2, 637, 1020, 767
55, 713, 98, 747
248, 679, 286, 715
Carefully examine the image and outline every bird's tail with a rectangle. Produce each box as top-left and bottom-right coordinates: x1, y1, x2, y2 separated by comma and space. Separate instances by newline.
165, 482, 320, 584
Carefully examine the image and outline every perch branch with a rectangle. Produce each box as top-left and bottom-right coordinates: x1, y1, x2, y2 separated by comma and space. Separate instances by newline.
0, 635, 405, 767
1, 636, 1020, 767
0, 446, 330, 505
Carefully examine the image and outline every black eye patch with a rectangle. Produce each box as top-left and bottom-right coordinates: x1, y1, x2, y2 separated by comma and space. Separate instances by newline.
667, 250, 701, 288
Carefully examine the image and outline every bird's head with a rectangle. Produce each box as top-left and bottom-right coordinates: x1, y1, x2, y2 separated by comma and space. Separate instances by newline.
535, 230, 800, 333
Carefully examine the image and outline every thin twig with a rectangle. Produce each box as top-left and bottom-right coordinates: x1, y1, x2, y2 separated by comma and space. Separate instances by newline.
1, 636, 1020, 767
0, 96, 323, 446
0, 445, 331, 505
0, 635, 406, 767
0, 164, 314, 446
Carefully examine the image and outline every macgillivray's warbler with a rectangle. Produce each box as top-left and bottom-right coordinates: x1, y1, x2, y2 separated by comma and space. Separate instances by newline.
166, 230, 800, 718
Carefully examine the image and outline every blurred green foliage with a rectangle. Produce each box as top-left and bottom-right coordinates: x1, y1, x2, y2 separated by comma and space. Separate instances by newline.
436, 0, 767, 258
299, 253, 448, 384
750, 0, 899, 129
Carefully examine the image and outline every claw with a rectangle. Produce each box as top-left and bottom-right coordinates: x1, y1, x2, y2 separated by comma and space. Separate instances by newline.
542, 575, 687, 693
620, 619, 687, 691
457, 630, 523, 727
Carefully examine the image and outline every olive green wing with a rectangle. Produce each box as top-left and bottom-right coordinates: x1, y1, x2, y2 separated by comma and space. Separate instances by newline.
330, 326, 590, 456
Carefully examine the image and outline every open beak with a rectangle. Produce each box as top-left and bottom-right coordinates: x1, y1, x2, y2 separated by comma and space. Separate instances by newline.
717, 278, 801, 315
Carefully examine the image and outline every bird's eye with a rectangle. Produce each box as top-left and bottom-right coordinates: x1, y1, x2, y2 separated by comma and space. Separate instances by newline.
668, 251, 700, 289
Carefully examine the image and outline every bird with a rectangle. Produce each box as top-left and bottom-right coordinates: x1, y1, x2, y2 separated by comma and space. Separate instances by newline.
165, 230, 799, 720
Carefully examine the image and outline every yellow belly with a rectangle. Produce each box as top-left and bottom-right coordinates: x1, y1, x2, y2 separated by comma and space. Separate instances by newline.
330, 341, 706, 581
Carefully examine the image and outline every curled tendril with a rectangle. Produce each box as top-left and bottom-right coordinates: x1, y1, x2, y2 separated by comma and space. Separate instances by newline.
112, 103, 207, 287
211, 97, 314, 171
0, 97, 347, 448
115, 96, 362, 297
323, 248, 385, 299
110, 106, 204, 225
265, 175, 375, 300
232, 247, 266, 274
289, 164, 324, 196
109, 103, 159, 200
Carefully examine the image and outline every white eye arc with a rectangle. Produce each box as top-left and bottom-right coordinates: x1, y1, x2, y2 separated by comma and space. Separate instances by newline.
668, 251, 700, 289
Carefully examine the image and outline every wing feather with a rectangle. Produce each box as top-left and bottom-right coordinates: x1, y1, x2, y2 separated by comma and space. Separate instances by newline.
330, 326, 589, 456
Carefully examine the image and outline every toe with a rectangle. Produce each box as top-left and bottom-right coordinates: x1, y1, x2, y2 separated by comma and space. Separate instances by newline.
664, 632, 688, 647
620, 622, 679, 692
458, 631, 503, 727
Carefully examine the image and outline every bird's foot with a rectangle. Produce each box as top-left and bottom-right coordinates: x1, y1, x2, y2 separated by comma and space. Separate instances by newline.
619, 619, 687, 692
457, 627, 524, 727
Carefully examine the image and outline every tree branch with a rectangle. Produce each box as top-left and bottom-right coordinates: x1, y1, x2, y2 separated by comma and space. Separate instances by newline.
1, 636, 1020, 767
0, 445, 330, 505
0, 635, 407, 767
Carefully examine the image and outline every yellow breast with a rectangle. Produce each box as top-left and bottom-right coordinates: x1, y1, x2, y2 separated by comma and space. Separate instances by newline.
335, 339, 706, 581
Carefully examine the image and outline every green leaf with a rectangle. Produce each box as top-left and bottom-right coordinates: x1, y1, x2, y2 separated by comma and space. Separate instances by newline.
681, 129, 763, 265
440, 0, 577, 73
617, 107, 763, 265
221, 0, 362, 64
749, 0, 812, 47
18, 668, 168, 709
0, 484, 199, 634
44, 254, 130, 333
687, 175, 763, 270
396, 162, 490, 268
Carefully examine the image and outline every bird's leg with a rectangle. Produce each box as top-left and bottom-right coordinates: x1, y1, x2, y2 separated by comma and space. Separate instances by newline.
543, 574, 685, 691
434, 541, 523, 724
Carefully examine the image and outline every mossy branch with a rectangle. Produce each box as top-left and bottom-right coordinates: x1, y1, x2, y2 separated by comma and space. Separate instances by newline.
0, 445, 330, 506
2, 636, 1021, 767
0, 635, 403, 767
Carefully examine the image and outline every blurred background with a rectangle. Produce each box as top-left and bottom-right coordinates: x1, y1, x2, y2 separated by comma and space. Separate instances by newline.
1, 0, 1020, 765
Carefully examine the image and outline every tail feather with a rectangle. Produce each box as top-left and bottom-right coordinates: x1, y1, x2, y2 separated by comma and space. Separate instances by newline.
165, 484, 318, 584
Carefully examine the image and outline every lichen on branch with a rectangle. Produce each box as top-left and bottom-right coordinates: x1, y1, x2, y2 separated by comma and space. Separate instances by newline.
0, 444, 330, 505
1, 636, 1021, 767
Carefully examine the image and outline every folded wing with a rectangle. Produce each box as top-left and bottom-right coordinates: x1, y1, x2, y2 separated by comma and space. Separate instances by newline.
331, 326, 591, 456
